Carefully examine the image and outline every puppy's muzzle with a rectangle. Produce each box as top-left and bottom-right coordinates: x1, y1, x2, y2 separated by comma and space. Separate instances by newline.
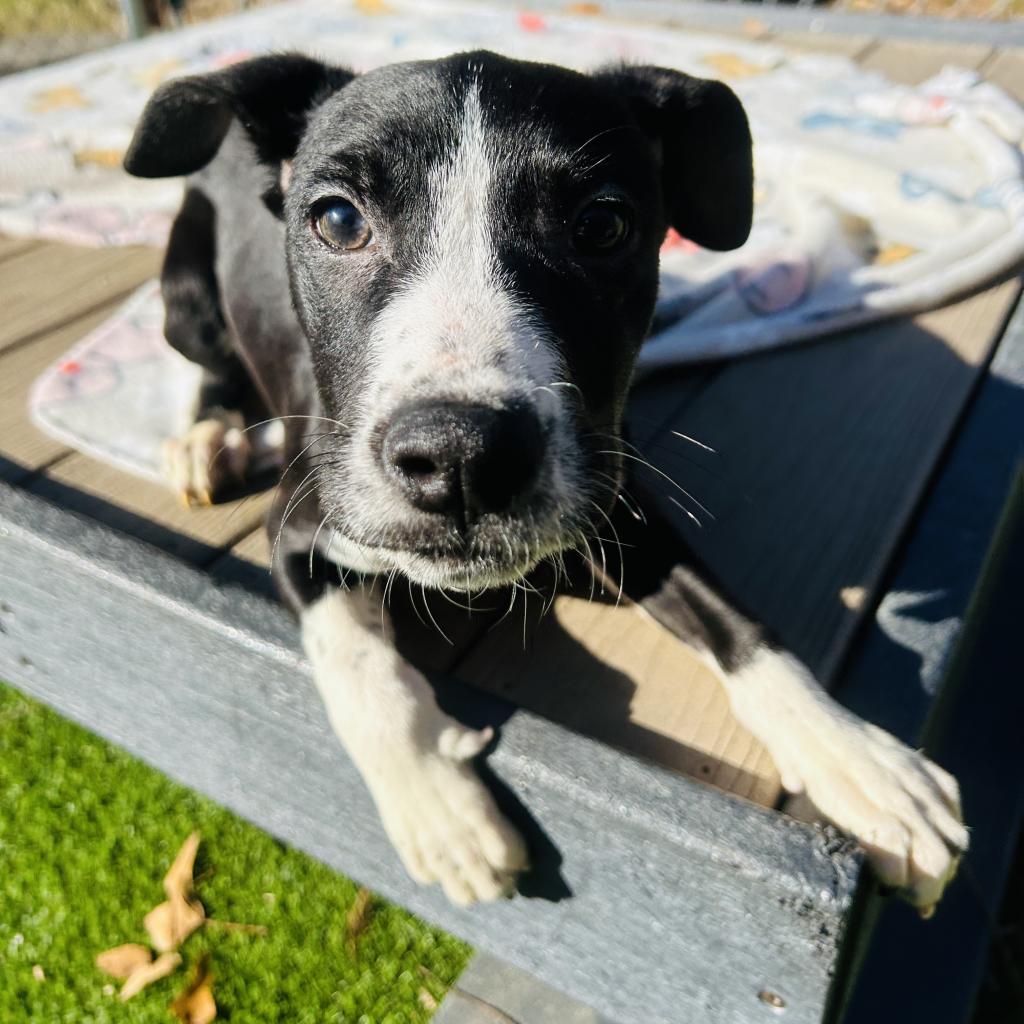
381, 401, 544, 526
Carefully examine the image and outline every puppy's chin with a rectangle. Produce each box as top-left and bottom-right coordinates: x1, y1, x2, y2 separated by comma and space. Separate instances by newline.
389, 552, 539, 592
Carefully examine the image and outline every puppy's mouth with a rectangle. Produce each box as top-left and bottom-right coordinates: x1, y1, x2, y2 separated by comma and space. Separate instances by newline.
333, 525, 571, 591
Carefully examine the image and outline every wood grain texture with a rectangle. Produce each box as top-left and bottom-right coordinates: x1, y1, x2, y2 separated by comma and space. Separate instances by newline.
456, 594, 780, 806
645, 281, 1019, 687
982, 48, 1024, 103
773, 31, 876, 59
0, 242, 159, 353
0, 236, 41, 264
860, 38, 993, 84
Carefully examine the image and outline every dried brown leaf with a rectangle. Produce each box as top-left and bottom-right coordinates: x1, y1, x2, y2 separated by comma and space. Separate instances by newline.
345, 888, 374, 955
164, 832, 201, 903
144, 898, 205, 953
170, 954, 216, 1024
95, 943, 153, 979
120, 951, 182, 1001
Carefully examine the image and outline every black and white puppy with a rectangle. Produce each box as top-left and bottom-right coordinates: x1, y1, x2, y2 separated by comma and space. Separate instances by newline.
125, 50, 967, 910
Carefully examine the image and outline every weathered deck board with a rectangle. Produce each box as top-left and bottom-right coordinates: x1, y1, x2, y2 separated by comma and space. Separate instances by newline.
4, 28, 1022, 812
0, 242, 159, 354
30, 457, 271, 567
860, 38, 993, 83
982, 48, 1024, 102
0, 236, 41, 264
647, 280, 1020, 688
772, 31, 876, 59
455, 594, 780, 805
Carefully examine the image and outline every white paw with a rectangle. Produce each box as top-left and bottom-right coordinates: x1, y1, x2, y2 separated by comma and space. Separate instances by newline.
365, 724, 529, 905
774, 720, 968, 914
161, 415, 249, 507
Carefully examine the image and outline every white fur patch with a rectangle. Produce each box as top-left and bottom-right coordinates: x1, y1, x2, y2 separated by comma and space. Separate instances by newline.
334, 82, 584, 584
717, 648, 967, 912
301, 588, 528, 903
365, 82, 561, 415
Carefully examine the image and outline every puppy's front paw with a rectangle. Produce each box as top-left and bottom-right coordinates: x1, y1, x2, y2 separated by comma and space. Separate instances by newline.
367, 725, 529, 905
777, 722, 968, 914
162, 415, 249, 507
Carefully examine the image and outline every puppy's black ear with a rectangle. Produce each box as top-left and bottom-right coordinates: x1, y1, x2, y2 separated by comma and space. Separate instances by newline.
597, 65, 753, 251
124, 54, 354, 178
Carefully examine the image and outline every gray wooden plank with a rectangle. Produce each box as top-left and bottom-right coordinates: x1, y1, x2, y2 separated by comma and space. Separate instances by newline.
0, 242, 159, 354
435, 953, 613, 1024
0, 479, 861, 1024
30, 456, 271, 567
642, 281, 1019, 686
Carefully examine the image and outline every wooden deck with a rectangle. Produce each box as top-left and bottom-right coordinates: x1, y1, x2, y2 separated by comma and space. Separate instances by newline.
2, 35, 1023, 817
1, 30, 1023, 1024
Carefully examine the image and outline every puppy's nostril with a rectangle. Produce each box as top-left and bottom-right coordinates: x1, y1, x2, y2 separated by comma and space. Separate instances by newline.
398, 455, 437, 478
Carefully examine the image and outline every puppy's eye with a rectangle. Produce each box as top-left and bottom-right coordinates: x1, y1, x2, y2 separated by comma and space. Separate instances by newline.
572, 202, 630, 254
313, 199, 372, 251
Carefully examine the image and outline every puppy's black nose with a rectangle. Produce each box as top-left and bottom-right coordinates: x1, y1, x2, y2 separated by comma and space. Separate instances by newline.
382, 401, 544, 523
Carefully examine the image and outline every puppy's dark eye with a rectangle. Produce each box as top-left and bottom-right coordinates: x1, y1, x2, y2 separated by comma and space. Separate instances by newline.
572, 202, 630, 254
313, 199, 372, 251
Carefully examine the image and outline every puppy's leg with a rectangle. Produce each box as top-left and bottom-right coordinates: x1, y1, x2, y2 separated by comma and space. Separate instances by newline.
160, 185, 264, 505
162, 387, 250, 507
268, 486, 528, 904
642, 565, 968, 914
301, 584, 529, 904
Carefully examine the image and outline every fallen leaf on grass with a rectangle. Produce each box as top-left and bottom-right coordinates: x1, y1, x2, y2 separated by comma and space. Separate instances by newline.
171, 954, 216, 1024
146, 832, 206, 952
345, 888, 374, 956
164, 832, 201, 903
120, 952, 182, 1001
145, 897, 205, 953
96, 943, 153, 979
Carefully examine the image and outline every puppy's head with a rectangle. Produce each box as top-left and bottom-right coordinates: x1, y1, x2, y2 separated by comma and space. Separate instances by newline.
127, 51, 752, 590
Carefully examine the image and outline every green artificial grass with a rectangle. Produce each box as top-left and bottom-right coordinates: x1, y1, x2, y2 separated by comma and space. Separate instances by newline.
0, 682, 471, 1022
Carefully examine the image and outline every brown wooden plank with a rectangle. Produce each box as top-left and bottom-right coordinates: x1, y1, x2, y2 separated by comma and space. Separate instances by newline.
0, 236, 41, 264
30, 457, 272, 567
860, 39, 992, 85
0, 242, 160, 353
773, 31, 876, 60
982, 48, 1024, 104
646, 280, 1020, 689
456, 592, 781, 806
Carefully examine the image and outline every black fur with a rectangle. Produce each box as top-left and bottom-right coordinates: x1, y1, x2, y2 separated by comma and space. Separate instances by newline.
126, 49, 764, 672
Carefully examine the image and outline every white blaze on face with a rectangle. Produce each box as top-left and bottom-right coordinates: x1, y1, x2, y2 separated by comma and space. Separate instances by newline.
366, 82, 561, 417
